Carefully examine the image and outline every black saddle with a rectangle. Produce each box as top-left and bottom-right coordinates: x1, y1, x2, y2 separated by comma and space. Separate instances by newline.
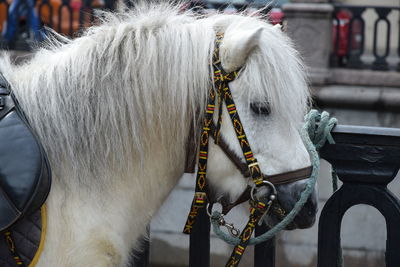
0, 73, 51, 232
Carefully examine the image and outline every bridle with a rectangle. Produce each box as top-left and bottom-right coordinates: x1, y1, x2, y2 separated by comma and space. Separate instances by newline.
183, 33, 312, 267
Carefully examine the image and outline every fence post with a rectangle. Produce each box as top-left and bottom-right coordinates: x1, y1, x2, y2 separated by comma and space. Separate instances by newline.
254, 223, 275, 267
318, 183, 400, 267
319, 125, 400, 267
189, 207, 210, 267
283, 1, 334, 85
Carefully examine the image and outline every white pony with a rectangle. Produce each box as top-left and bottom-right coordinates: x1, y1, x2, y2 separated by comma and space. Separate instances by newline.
0, 2, 315, 266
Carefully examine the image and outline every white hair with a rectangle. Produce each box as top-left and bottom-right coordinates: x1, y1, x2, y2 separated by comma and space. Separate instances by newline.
0, 2, 308, 183
0, 3, 310, 266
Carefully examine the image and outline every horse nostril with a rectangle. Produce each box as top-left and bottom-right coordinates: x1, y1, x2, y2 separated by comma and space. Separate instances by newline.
307, 207, 317, 218
304, 196, 318, 215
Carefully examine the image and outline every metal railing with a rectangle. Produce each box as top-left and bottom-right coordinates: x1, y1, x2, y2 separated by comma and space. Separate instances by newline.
318, 125, 400, 267
331, 4, 400, 71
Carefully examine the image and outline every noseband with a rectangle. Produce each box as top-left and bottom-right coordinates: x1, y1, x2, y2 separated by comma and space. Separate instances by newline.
183, 33, 312, 267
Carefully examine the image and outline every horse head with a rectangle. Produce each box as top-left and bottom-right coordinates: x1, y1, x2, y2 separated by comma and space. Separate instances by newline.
203, 16, 317, 230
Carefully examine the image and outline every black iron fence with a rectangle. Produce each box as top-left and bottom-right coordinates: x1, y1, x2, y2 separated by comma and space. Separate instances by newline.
319, 125, 400, 267
331, 4, 400, 71
135, 124, 400, 267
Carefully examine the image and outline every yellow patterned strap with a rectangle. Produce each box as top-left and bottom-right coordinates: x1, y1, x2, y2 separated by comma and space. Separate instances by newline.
211, 33, 265, 188
29, 205, 47, 267
183, 33, 242, 235
225, 199, 271, 267
183, 84, 216, 234
3, 205, 47, 267
4, 231, 25, 266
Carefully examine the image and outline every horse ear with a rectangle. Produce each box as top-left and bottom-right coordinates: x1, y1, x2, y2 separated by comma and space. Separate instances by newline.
220, 27, 263, 73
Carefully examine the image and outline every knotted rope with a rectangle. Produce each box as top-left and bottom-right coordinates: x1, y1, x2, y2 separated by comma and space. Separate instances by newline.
210, 109, 338, 245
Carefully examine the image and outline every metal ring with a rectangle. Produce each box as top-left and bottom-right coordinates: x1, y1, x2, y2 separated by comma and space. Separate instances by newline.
250, 180, 277, 202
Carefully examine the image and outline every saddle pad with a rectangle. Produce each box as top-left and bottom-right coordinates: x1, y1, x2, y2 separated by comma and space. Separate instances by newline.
0, 73, 51, 232
0, 205, 46, 267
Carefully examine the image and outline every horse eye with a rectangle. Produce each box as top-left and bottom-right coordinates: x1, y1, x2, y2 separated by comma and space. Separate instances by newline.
250, 102, 270, 115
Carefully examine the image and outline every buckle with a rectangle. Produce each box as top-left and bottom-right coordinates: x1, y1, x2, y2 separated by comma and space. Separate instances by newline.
248, 161, 259, 168
248, 161, 264, 185
206, 203, 240, 237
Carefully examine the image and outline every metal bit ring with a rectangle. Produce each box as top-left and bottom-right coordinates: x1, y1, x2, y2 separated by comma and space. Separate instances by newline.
251, 180, 277, 202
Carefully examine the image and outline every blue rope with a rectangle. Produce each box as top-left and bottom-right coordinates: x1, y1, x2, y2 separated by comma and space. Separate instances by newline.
211, 110, 337, 246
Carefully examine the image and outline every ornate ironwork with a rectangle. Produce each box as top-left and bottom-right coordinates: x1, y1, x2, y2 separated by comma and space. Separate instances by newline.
331, 4, 400, 71
318, 125, 400, 267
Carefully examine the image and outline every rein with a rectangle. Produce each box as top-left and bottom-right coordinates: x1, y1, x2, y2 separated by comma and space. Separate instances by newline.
183, 33, 316, 267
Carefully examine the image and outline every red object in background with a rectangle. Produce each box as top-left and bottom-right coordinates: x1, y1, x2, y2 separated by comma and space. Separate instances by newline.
332, 9, 362, 57
269, 8, 283, 25
70, 0, 82, 11
0, 0, 103, 36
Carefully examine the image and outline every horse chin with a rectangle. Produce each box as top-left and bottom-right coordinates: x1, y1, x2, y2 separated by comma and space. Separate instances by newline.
265, 204, 317, 230
291, 194, 318, 229
264, 183, 318, 230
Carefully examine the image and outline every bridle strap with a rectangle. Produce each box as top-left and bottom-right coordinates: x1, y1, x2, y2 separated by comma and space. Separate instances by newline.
185, 121, 313, 185
183, 53, 220, 234
185, 120, 312, 185
183, 32, 312, 267
218, 186, 251, 215
267, 166, 312, 185
225, 199, 270, 267
210, 122, 313, 184
183, 33, 242, 235
210, 122, 248, 175
215, 166, 312, 215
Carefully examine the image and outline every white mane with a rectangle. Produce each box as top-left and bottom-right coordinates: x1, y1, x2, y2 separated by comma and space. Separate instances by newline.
0, 3, 308, 181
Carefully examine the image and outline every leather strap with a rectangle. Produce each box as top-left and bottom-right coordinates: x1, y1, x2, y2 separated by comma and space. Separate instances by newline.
267, 166, 312, 185
218, 186, 251, 215
215, 167, 312, 215
226, 198, 272, 267
184, 122, 313, 185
